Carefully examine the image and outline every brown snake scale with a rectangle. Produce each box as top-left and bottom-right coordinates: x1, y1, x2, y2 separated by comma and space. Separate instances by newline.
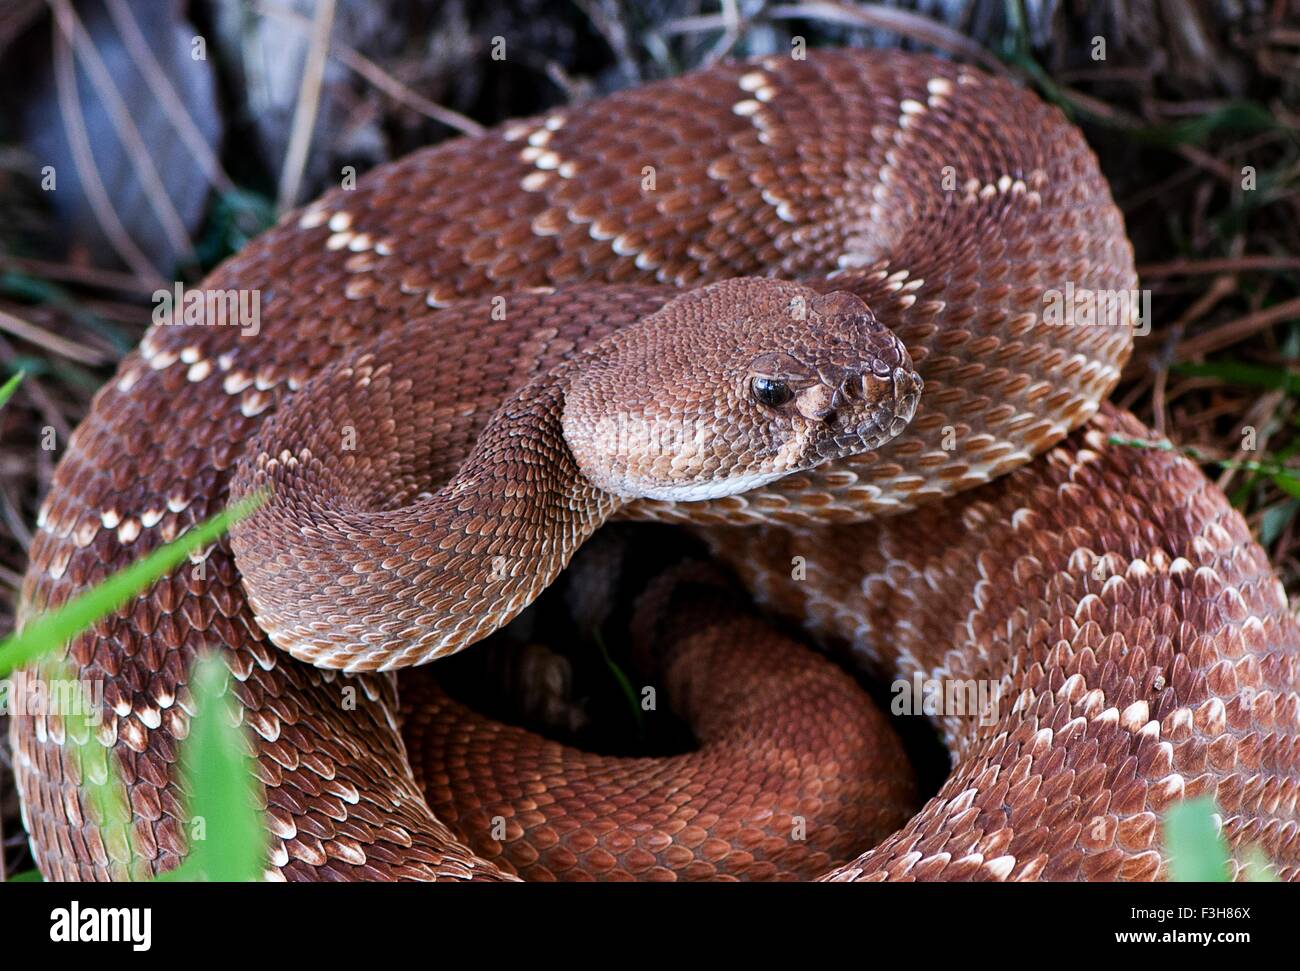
11, 50, 1300, 881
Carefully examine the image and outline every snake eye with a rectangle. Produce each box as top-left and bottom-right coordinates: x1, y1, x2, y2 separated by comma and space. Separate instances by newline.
751, 376, 794, 408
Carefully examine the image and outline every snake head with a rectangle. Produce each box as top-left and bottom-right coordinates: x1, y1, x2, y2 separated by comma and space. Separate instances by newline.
562, 280, 922, 501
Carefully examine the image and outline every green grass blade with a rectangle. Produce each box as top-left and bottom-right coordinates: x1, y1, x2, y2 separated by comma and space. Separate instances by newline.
1159, 102, 1280, 147
1172, 359, 1300, 394
1109, 432, 1300, 503
1270, 471, 1300, 500
7, 869, 43, 882
178, 654, 265, 881
1240, 849, 1279, 883
21, 654, 267, 883
152, 859, 201, 882
0, 492, 268, 881
1260, 500, 1300, 546
0, 369, 25, 410
1164, 796, 1230, 882
0, 492, 265, 678
73, 717, 137, 874
8, 660, 140, 876
592, 627, 645, 737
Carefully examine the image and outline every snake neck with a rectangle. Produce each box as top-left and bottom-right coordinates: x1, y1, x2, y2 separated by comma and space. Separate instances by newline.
227, 350, 624, 672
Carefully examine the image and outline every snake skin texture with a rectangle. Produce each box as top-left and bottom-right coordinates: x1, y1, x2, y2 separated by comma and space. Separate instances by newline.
402, 569, 918, 881
706, 405, 1300, 880
225, 279, 921, 671
10, 49, 1298, 881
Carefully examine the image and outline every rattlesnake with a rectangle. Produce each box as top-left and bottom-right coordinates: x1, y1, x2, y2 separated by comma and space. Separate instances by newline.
12, 49, 1299, 881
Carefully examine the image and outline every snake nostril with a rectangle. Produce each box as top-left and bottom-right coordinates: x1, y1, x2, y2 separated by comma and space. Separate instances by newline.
832, 372, 868, 407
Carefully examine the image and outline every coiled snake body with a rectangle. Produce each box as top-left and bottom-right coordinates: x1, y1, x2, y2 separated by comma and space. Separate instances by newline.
12, 50, 1300, 881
